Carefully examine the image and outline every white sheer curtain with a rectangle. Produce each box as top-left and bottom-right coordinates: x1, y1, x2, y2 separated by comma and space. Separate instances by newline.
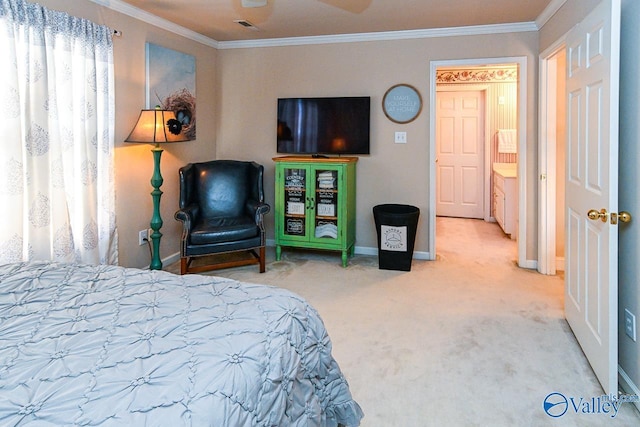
0, 0, 118, 265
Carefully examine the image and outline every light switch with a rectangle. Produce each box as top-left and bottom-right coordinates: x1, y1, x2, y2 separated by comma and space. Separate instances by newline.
395, 131, 407, 144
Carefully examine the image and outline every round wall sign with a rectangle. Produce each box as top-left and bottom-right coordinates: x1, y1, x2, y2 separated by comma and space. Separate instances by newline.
382, 84, 423, 124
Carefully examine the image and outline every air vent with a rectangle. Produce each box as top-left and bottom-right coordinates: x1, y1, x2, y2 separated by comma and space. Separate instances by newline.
241, 0, 267, 7
234, 20, 261, 31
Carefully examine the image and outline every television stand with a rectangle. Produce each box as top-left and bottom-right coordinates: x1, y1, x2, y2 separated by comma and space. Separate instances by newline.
311, 154, 329, 158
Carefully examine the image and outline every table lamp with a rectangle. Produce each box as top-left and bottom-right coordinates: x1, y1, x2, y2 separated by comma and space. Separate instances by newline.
126, 108, 188, 270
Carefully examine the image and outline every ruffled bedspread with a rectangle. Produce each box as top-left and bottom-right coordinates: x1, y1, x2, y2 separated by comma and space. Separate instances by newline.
0, 261, 363, 426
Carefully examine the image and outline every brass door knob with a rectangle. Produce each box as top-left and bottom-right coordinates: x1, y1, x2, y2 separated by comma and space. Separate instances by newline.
589, 209, 632, 224
587, 208, 608, 222
619, 211, 632, 223
610, 211, 632, 224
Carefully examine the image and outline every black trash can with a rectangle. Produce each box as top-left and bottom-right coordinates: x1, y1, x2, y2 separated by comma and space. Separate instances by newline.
373, 204, 420, 271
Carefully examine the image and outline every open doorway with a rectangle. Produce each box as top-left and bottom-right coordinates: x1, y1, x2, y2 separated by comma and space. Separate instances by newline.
538, 43, 567, 275
429, 57, 528, 267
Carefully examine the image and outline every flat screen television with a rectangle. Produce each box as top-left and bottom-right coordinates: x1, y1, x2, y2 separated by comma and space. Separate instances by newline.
277, 96, 370, 155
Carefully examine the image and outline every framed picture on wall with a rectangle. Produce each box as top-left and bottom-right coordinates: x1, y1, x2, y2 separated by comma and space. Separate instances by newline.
382, 84, 422, 124
146, 43, 196, 140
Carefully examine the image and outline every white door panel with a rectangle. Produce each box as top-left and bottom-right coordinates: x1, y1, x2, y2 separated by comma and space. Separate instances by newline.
564, 0, 620, 396
462, 117, 479, 153
436, 91, 484, 218
461, 167, 479, 205
438, 166, 455, 204
566, 209, 581, 307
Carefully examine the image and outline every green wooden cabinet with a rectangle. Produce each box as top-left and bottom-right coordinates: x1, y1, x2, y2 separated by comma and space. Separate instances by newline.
273, 156, 357, 267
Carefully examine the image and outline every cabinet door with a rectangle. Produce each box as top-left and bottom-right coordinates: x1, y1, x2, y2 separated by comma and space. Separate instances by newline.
280, 165, 311, 241
495, 186, 505, 229
310, 165, 343, 244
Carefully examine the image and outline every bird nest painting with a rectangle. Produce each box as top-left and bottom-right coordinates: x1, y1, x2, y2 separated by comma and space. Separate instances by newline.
146, 43, 196, 140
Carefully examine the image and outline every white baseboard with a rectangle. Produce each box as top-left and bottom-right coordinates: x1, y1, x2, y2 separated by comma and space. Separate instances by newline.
412, 250, 432, 260
354, 245, 377, 256
155, 252, 180, 270
164, 252, 181, 266
556, 256, 565, 271
354, 245, 431, 260
266, 240, 432, 261
520, 259, 538, 270
618, 366, 640, 414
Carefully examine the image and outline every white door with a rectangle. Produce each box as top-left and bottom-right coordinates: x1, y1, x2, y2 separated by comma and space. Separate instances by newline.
436, 91, 484, 218
565, 0, 620, 396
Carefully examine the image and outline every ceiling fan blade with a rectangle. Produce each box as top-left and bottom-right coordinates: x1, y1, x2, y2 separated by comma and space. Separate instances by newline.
241, 0, 268, 7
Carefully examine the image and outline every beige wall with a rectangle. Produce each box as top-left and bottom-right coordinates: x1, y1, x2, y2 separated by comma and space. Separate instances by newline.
216, 33, 539, 258
38, 0, 218, 268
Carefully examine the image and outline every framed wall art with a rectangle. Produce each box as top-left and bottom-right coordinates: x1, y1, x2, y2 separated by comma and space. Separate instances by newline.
382, 84, 422, 124
146, 43, 196, 140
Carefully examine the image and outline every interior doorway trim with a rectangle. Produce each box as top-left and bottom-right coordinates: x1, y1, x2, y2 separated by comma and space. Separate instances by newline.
429, 56, 528, 267
538, 38, 567, 275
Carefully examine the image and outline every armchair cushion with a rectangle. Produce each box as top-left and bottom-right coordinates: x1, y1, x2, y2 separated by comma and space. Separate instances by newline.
190, 216, 259, 245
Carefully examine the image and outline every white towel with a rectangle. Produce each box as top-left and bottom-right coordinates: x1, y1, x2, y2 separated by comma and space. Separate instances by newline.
497, 129, 517, 154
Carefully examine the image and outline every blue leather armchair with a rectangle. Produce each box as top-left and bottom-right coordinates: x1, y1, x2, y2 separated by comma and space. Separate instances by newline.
175, 160, 270, 274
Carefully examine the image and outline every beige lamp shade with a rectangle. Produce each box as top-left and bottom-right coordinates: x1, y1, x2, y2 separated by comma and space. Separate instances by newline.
125, 109, 189, 144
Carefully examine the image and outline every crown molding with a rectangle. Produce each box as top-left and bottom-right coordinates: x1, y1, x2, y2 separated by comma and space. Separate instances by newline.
89, 0, 540, 50
87, 0, 219, 48
217, 22, 538, 49
535, 0, 568, 29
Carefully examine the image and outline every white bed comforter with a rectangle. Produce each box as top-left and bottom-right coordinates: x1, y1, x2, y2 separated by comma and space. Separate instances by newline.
0, 261, 363, 426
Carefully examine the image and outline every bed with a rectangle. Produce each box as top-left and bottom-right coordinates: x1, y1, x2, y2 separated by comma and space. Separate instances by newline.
0, 261, 363, 426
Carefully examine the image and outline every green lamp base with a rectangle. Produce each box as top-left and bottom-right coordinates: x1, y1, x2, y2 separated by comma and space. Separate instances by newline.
149, 146, 164, 270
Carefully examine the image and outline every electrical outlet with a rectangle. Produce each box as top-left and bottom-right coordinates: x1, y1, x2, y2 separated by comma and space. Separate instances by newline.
624, 309, 636, 341
138, 229, 149, 246
394, 131, 407, 144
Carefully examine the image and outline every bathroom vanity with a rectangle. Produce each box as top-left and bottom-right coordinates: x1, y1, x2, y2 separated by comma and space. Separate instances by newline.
493, 163, 517, 239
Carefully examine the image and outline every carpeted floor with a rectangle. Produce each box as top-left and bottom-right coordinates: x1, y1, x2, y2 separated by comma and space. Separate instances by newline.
166, 217, 640, 426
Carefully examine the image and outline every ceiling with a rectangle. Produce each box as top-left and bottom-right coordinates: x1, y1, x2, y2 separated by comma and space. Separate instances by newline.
115, 0, 555, 42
